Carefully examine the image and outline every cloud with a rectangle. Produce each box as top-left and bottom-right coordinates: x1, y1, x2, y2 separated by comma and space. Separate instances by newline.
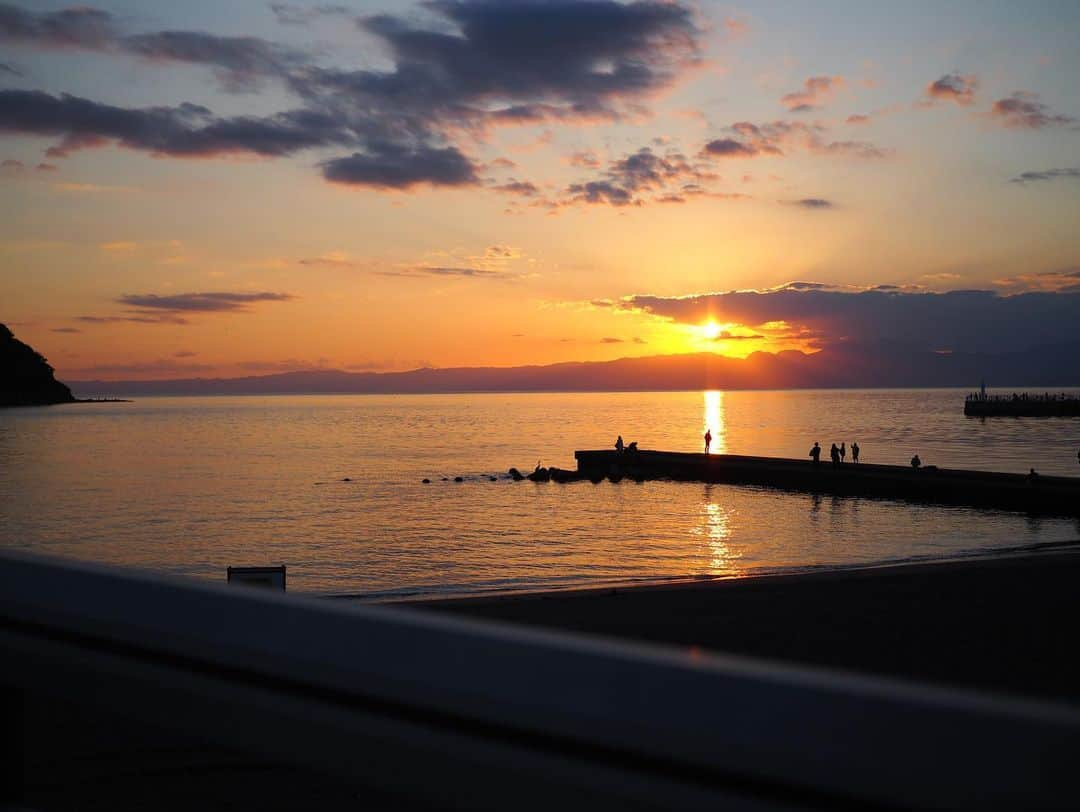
618, 285, 1080, 354
100, 240, 137, 252
994, 266, 1080, 293
0, 4, 115, 49
780, 75, 844, 113
0, 4, 308, 92
0, 1, 704, 193
565, 145, 721, 206
601, 337, 623, 343
50, 326, 81, 333
269, 4, 349, 26
784, 197, 834, 209
702, 120, 888, 161
0, 60, 21, 76
701, 137, 762, 158
492, 179, 540, 197
115, 291, 295, 312
925, 73, 978, 105
76, 313, 189, 325
0, 89, 357, 159
846, 114, 871, 125
321, 143, 479, 189
1009, 167, 1080, 185
987, 92, 1075, 129
298, 250, 356, 267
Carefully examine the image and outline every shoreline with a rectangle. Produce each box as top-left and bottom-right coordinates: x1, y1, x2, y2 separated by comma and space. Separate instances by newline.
405, 543, 1080, 704
335, 537, 1080, 604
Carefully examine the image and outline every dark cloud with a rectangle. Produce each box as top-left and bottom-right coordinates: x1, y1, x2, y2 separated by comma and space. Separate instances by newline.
321, 142, 479, 189
701, 137, 760, 158
925, 73, 977, 105
0, 89, 356, 158
1009, 167, 1080, 185
988, 92, 1075, 129
0, 4, 114, 49
269, 4, 350, 26
565, 145, 719, 206
122, 31, 308, 93
0, 1, 704, 190
785, 198, 833, 209
601, 337, 623, 343
116, 291, 295, 312
713, 331, 764, 341
780, 75, 844, 113
50, 326, 81, 333
77, 313, 190, 325
492, 179, 540, 196
0, 60, 21, 75
619, 286, 1080, 354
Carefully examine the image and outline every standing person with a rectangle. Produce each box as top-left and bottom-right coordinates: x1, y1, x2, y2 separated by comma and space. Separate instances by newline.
704, 429, 712, 454
615, 435, 624, 453
852, 442, 860, 464
809, 441, 821, 464
830, 443, 840, 466
840, 442, 846, 463
911, 453, 921, 469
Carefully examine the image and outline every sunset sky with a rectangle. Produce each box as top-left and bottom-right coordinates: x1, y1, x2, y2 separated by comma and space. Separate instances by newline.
2, 0, 1078, 379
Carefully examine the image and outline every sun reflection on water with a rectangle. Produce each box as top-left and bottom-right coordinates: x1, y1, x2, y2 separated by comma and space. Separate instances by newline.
703, 390, 726, 454
692, 485, 743, 576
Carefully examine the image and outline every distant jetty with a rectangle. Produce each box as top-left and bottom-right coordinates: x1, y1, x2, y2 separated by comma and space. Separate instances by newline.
964, 392, 1080, 417
572, 450, 1080, 516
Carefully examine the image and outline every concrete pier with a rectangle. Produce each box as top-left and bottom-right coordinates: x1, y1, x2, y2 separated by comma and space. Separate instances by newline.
574, 449, 1080, 515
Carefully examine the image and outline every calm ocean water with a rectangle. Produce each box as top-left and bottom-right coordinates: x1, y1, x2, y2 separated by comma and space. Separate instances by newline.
2, 389, 1079, 596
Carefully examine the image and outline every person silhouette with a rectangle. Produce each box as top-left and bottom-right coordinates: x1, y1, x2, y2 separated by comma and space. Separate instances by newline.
840, 442, 846, 463
830, 443, 840, 466
851, 442, 860, 464
1028, 467, 1039, 483
809, 441, 821, 465
704, 429, 712, 454
615, 435, 624, 453
910, 453, 921, 469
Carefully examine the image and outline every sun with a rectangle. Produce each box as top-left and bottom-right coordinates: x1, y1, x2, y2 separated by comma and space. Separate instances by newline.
701, 321, 722, 340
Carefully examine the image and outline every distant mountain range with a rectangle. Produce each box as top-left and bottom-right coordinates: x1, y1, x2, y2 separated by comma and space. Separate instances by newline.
67, 342, 1080, 397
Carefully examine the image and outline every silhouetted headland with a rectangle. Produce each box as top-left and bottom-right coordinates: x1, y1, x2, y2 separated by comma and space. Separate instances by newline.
0, 323, 75, 407
569, 449, 1080, 515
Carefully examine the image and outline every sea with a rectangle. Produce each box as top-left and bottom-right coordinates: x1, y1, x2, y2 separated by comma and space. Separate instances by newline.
2, 388, 1079, 597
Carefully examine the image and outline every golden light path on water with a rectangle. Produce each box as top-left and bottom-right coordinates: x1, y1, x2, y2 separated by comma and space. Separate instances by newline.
695, 392, 741, 575
703, 390, 727, 455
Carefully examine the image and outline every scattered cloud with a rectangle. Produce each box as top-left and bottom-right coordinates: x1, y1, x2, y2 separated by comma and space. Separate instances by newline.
702, 120, 888, 161
601, 337, 623, 343
1008, 167, 1080, 185
565, 145, 722, 206
50, 326, 81, 333
492, 179, 540, 197
321, 143, 480, 189
298, 250, 356, 268
987, 91, 1075, 129
115, 291, 295, 312
100, 240, 137, 253
784, 197, 834, 209
780, 75, 844, 113
925, 73, 978, 106
993, 266, 1080, 293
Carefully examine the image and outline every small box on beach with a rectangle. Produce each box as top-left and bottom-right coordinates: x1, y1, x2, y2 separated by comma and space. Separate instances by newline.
227, 565, 286, 591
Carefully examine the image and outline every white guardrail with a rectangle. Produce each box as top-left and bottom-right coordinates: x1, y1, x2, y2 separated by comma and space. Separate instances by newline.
2, 550, 1079, 809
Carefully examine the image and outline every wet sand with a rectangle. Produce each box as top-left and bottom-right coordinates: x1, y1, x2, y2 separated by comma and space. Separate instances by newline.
408, 548, 1080, 704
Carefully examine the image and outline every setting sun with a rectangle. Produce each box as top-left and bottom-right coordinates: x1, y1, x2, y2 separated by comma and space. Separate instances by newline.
701, 322, 722, 340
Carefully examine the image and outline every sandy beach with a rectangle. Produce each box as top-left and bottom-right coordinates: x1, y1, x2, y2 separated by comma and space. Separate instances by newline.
409, 546, 1080, 704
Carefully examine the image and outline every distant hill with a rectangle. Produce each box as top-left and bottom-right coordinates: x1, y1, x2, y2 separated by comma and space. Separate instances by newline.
66, 341, 1080, 397
1, 323, 76, 406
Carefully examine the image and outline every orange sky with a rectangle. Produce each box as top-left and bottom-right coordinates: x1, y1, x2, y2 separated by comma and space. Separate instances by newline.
2, 1, 1078, 379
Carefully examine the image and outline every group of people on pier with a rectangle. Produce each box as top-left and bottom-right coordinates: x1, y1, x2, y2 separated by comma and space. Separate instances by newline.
809, 441, 860, 466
